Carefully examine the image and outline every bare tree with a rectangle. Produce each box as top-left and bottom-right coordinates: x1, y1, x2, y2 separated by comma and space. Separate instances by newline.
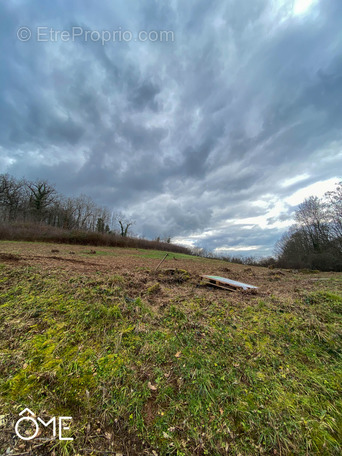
72, 195, 96, 230
26, 179, 58, 222
110, 211, 134, 237
59, 197, 78, 229
295, 196, 330, 253
275, 183, 342, 271
119, 220, 132, 237
0, 174, 26, 222
325, 181, 342, 254
275, 228, 309, 269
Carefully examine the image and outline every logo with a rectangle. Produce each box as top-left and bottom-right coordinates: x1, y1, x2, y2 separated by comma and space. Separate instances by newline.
15, 408, 73, 441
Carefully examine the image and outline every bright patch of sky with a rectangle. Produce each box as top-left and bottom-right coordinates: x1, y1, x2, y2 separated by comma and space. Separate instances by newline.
285, 177, 341, 206
293, 0, 317, 15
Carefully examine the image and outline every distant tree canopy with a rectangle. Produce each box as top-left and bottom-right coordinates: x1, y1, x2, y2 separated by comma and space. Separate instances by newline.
0, 174, 132, 236
276, 181, 342, 271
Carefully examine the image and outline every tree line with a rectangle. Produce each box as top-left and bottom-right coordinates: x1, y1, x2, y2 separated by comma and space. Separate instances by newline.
193, 181, 342, 272
276, 181, 342, 271
0, 173, 131, 236
2, 173, 341, 269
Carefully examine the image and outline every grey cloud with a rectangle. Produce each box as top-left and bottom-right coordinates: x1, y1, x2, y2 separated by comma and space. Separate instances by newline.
119, 121, 167, 150
128, 82, 160, 111
1, 0, 342, 255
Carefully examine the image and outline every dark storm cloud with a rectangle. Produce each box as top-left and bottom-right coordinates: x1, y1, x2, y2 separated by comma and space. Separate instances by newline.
128, 81, 161, 111
1, 0, 342, 255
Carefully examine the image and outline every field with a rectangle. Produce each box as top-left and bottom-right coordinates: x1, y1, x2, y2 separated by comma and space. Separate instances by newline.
0, 241, 341, 456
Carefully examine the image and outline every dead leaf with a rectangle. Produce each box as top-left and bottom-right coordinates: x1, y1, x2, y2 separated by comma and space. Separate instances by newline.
175, 351, 181, 358
148, 381, 157, 391
105, 432, 112, 440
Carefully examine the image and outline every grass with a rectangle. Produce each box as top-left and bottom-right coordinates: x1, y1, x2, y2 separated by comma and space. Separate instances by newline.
77, 249, 197, 261
134, 250, 199, 260
0, 257, 341, 454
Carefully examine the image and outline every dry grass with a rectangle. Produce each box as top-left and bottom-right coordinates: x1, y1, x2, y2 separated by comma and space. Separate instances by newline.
0, 222, 190, 255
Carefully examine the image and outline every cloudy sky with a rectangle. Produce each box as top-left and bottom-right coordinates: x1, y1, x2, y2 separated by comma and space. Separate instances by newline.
1, 0, 341, 256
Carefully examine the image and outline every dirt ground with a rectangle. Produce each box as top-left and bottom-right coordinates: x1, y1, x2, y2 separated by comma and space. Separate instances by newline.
1, 241, 341, 308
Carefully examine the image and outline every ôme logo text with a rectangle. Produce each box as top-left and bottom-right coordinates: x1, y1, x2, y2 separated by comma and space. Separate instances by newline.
15, 408, 73, 441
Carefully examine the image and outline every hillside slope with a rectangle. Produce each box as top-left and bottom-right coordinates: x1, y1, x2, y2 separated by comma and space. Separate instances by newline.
0, 241, 341, 455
